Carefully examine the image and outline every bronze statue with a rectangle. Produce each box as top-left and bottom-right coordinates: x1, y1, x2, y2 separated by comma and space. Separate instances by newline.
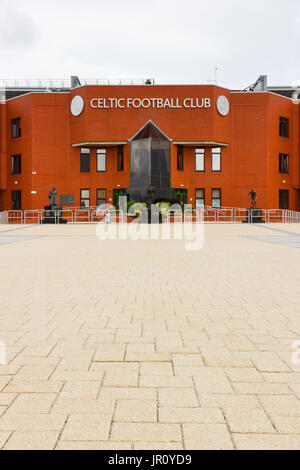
247, 189, 257, 208
146, 185, 155, 207
48, 187, 57, 206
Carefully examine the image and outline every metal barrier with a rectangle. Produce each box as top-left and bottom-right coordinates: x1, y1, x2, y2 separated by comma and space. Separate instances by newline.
24, 210, 42, 224
3, 207, 300, 225
8, 210, 23, 224
0, 211, 8, 224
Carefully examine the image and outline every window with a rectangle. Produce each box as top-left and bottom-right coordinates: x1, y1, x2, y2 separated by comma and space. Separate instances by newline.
279, 189, 289, 209
212, 147, 221, 172
212, 188, 221, 207
11, 118, 21, 138
195, 188, 205, 208
279, 153, 289, 174
177, 146, 184, 172
279, 117, 289, 138
80, 189, 90, 208
195, 149, 205, 172
117, 146, 124, 172
80, 148, 90, 172
12, 190, 21, 210
11, 154, 21, 175
97, 149, 106, 172
96, 189, 106, 207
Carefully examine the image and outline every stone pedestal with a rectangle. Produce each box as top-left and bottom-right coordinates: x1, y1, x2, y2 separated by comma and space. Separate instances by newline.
41, 205, 67, 224
243, 208, 265, 224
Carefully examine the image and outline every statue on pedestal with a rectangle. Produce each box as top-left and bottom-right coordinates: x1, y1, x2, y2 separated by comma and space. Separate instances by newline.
48, 187, 58, 206
247, 189, 257, 209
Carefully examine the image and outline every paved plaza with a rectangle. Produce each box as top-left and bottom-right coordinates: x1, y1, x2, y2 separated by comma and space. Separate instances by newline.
0, 223, 300, 450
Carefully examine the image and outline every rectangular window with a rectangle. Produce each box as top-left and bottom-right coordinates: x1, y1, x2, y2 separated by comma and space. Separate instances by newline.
11, 118, 21, 138
279, 189, 289, 209
279, 153, 289, 174
117, 146, 124, 172
212, 147, 221, 172
212, 188, 221, 207
97, 149, 106, 172
80, 148, 90, 172
279, 117, 289, 138
195, 188, 205, 208
195, 149, 205, 171
96, 189, 106, 207
177, 146, 184, 172
11, 154, 21, 175
12, 190, 21, 210
80, 189, 90, 208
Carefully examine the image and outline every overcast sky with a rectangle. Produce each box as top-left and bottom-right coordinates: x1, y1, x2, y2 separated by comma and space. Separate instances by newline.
0, 0, 299, 89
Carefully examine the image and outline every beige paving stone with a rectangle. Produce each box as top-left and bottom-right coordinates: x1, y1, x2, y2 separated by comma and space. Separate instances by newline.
99, 387, 156, 401
225, 408, 275, 433
51, 397, 114, 414
4, 431, 60, 450
125, 352, 171, 362
0, 393, 17, 406
233, 382, 292, 395
0, 376, 12, 391
56, 441, 132, 450
115, 400, 157, 422
140, 375, 193, 388
133, 442, 184, 450
193, 368, 233, 393
6, 393, 57, 414
140, 362, 173, 376
0, 413, 67, 431
171, 354, 205, 366
60, 414, 111, 441
14, 365, 56, 381
3, 379, 63, 393
0, 431, 11, 449
158, 388, 198, 407
271, 416, 300, 434
183, 424, 234, 450
159, 407, 224, 424
199, 393, 261, 409
103, 370, 139, 387
111, 423, 181, 442
224, 367, 263, 383
60, 381, 101, 399
50, 370, 103, 382
259, 396, 300, 417
233, 433, 300, 450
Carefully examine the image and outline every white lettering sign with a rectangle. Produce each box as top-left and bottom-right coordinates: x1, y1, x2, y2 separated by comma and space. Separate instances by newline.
90, 97, 211, 110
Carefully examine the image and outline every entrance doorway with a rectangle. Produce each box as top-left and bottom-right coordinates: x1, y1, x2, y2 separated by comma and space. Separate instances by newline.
113, 188, 129, 209
174, 188, 188, 206
279, 189, 289, 209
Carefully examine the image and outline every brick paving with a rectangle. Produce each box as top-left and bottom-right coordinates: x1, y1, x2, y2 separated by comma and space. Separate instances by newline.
0, 223, 300, 450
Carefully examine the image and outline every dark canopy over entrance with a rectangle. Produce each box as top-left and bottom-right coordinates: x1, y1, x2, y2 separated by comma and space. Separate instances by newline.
130, 121, 170, 203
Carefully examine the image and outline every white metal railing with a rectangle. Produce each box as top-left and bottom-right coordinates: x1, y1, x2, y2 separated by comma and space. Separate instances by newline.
0, 211, 8, 224
3, 207, 300, 225
0, 78, 155, 89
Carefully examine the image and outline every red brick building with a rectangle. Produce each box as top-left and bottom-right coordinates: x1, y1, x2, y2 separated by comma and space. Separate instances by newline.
0, 75, 299, 212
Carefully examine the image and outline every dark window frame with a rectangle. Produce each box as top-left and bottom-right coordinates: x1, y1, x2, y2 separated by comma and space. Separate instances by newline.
279, 117, 289, 138
211, 188, 222, 207
177, 146, 184, 172
195, 148, 205, 172
195, 188, 205, 207
11, 118, 21, 139
279, 153, 289, 174
80, 188, 90, 208
11, 154, 21, 175
11, 190, 21, 210
80, 148, 90, 173
97, 148, 107, 172
117, 146, 124, 172
211, 148, 222, 172
96, 188, 107, 207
